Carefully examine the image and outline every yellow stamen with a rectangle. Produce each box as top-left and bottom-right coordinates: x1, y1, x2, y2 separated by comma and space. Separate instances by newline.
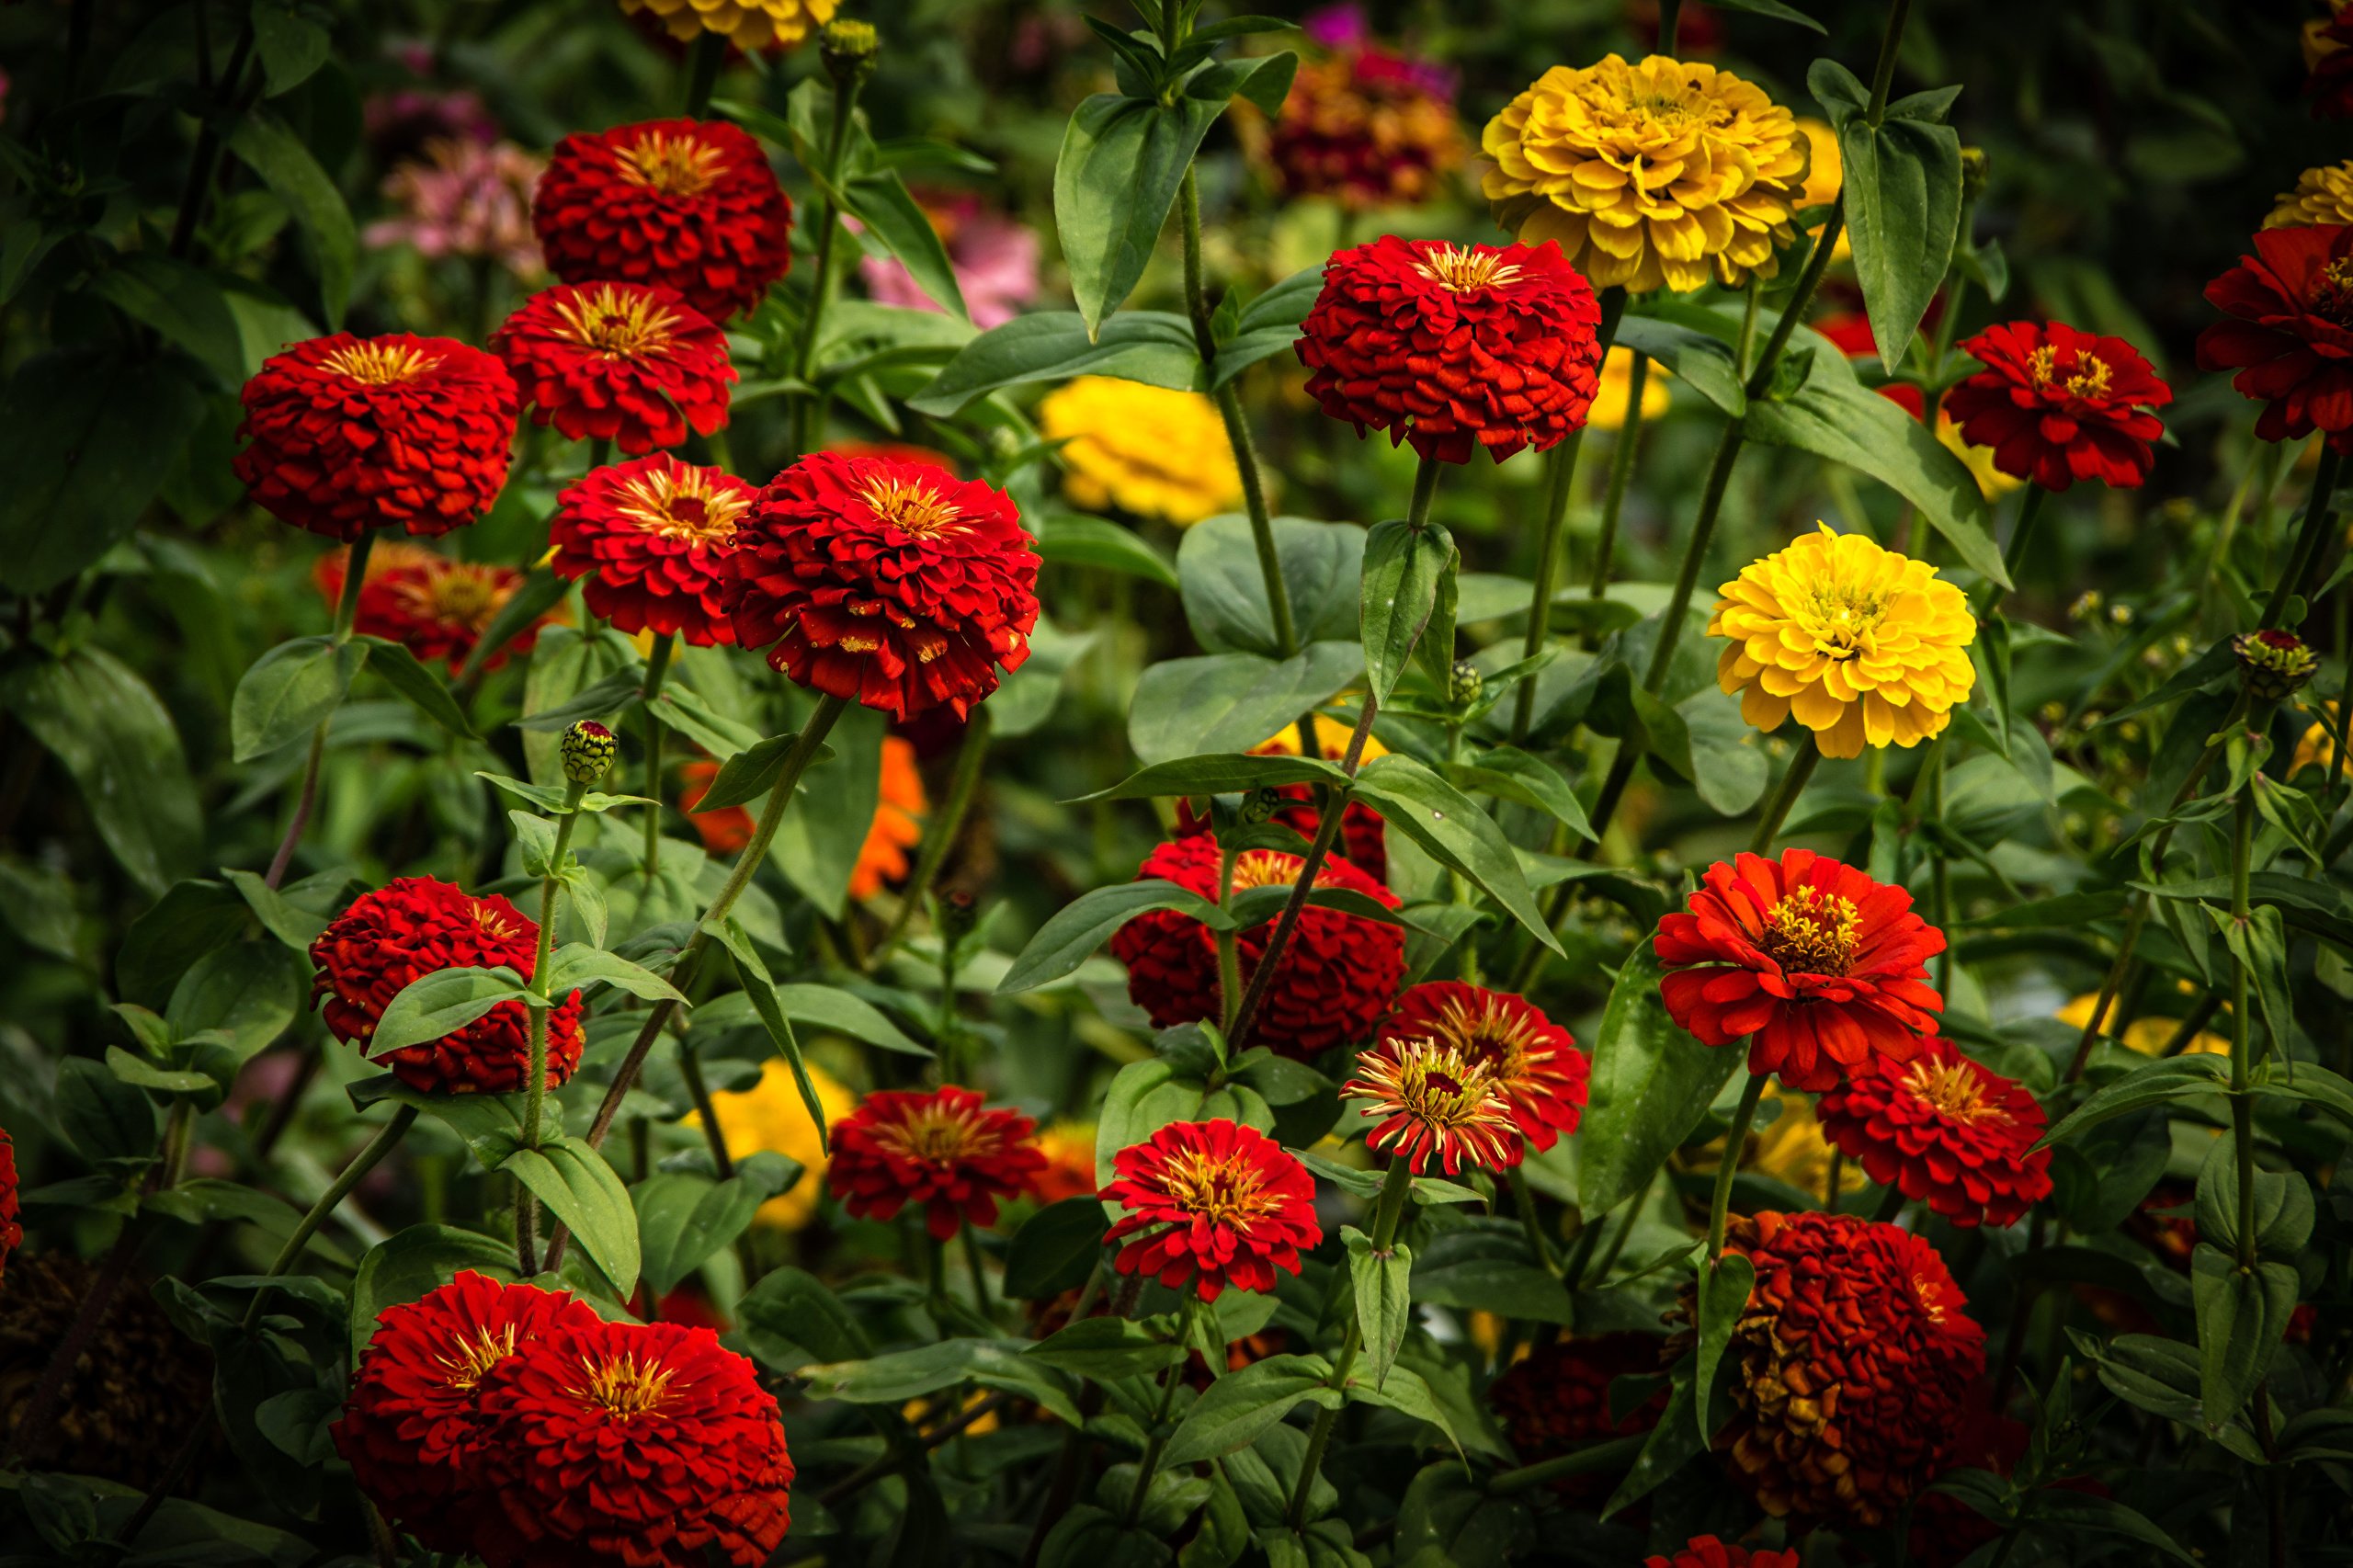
858, 473, 965, 536
1903, 1056, 1997, 1125
611, 468, 749, 545
320, 341, 435, 385
1159, 1149, 1279, 1226
550, 284, 681, 358
1413, 243, 1523, 293
613, 130, 726, 197
573, 1352, 676, 1419
435, 1326, 516, 1391
1760, 887, 1859, 975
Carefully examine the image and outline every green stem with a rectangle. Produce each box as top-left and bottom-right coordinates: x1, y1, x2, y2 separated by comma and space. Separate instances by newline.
1705, 1073, 1768, 1264
678, 1034, 735, 1178
1747, 741, 1820, 854
2260, 443, 2346, 628
2230, 786, 2258, 1270
244, 1106, 417, 1326
266, 530, 377, 890
682, 31, 726, 117
1286, 1160, 1413, 1529
1980, 485, 2048, 618
869, 709, 992, 971
961, 1221, 993, 1313
521, 779, 587, 1154
640, 632, 676, 879
1215, 840, 1244, 1035
1123, 1301, 1194, 1528
1506, 1165, 1560, 1278
1407, 449, 1442, 530
1513, 290, 1624, 739
1484, 1433, 1645, 1496
790, 75, 863, 455
1586, 355, 1650, 616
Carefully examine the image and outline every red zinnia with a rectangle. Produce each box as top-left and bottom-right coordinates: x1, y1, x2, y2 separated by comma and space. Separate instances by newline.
0, 1127, 17, 1286
235, 334, 518, 540
1342, 1033, 1523, 1174
491, 281, 733, 455
723, 452, 1040, 722
308, 877, 585, 1096
1108, 835, 1405, 1062
473, 1315, 793, 1568
532, 118, 793, 324
1487, 1334, 1666, 1501
1296, 234, 1604, 464
1816, 1038, 2053, 1228
551, 454, 755, 644
827, 1085, 1047, 1240
1654, 848, 1945, 1093
1379, 982, 1587, 1151
1102, 1119, 1322, 1301
1709, 1211, 1985, 1525
1647, 1540, 1801, 1568
335, 1272, 599, 1552
1940, 320, 2171, 490
1264, 50, 1465, 210
316, 541, 551, 673
2197, 223, 2353, 454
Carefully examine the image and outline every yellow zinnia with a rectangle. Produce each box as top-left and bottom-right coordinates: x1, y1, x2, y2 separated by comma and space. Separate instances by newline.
1589, 346, 1672, 433
2294, 701, 2342, 778
619, 0, 835, 51
1709, 524, 1977, 759
1935, 407, 2024, 501
2056, 991, 2228, 1058
685, 1058, 857, 1230
1480, 54, 1809, 294
2266, 160, 2353, 230
1038, 376, 1244, 526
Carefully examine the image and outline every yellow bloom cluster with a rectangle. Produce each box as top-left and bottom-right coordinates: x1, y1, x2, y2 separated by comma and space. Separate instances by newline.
619, 0, 836, 51
1710, 525, 1977, 759
1038, 376, 1244, 526
2265, 160, 2353, 229
1481, 54, 1809, 294
686, 1059, 857, 1230
2056, 992, 2228, 1057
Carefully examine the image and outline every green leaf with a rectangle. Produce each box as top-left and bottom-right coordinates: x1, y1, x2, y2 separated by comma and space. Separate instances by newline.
1095, 1058, 1209, 1198
736, 1267, 871, 1371
1037, 514, 1181, 589
1408, 1227, 1573, 1323
1180, 517, 1366, 657
56, 1056, 160, 1169
226, 109, 358, 328
1211, 266, 1323, 388
1081, 753, 1348, 802
167, 939, 305, 1059
1128, 643, 1365, 765
1359, 520, 1458, 706
1613, 316, 1745, 415
250, 0, 331, 95
1813, 59, 1963, 369
2194, 1133, 2313, 1259
512, 670, 643, 733
706, 917, 834, 1154
460, 567, 570, 683
842, 163, 968, 321
1710, 0, 1824, 30
1006, 1196, 1113, 1299
357, 636, 478, 740
116, 880, 244, 1007
770, 703, 884, 920
1603, 1361, 1701, 1518
2190, 1242, 2298, 1429
999, 880, 1233, 994
1395, 1462, 1535, 1568
222, 869, 331, 951
801, 1340, 985, 1403
349, 1224, 517, 1352
2035, 1054, 2232, 1150
1343, 1227, 1413, 1392
688, 730, 832, 814
501, 1136, 639, 1296
6, 646, 202, 894
911, 312, 1202, 415
232, 635, 368, 762
1350, 755, 1559, 953
83, 255, 245, 383
1027, 1316, 1186, 1379
541, 943, 688, 1004
1445, 747, 1593, 843
771, 983, 931, 1056
370, 966, 532, 1055
1577, 945, 1741, 1215
634, 1158, 796, 1297
1163, 1355, 1343, 1468
1692, 1253, 1755, 1439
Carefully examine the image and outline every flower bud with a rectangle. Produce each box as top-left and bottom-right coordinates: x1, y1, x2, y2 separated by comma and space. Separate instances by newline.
1242, 786, 1284, 825
2234, 630, 2318, 706
821, 19, 879, 86
1449, 658, 1484, 709
561, 720, 617, 785
1959, 146, 1991, 201
938, 886, 980, 945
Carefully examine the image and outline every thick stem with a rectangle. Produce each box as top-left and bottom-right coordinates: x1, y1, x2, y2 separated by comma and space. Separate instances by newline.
1705, 1073, 1768, 1263
961, 1221, 993, 1314
1215, 840, 1244, 1035
640, 632, 676, 878
1484, 1433, 1645, 1496
2261, 443, 2346, 627
790, 78, 863, 454
2230, 787, 2258, 1271
244, 1106, 418, 1327
1747, 741, 1820, 854
1513, 291, 1625, 738
521, 781, 586, 1156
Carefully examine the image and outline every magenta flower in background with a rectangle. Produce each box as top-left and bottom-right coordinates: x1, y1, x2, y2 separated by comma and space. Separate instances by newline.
365, 139, 545, 278
858, 191, 1040, 330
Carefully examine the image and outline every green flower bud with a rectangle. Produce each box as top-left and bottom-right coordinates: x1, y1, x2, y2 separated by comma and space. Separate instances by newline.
822, 19, 879, 85
1959, 146, 1991, 201
1449, 658, 1484, 709
2234, 630, 2318, 706
562, 721, 617, 785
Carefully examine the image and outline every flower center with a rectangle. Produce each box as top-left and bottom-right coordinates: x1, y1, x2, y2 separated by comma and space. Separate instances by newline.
1799, 583, 1888, 660
1911, 1272, 1950, 1324
1759, 887, 1859, 975
1428, 995, 1548, 1081
613, 130, 726, 197
876, 1106, 986, 1163
551, 286, 679, 358
1160, 1149, 1276, 1226
1386, 1040, 1506, 1131
614, 468, 749, 545
1413, 243, 1522, 293
320, 341, 435, 385
574, 1352, 676, 1419
435, 1325, 517, 1392
387, 560, 504, 626
2027, 343, 2111, 400
858, 473, 965, 536
1903, 1056, 1997, 1124
2314, 256, 2353, 325
468, 900, 524, 942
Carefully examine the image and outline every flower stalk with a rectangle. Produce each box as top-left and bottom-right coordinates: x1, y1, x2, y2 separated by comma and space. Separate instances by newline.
1705, 1071, 1768, 1264
1286, 1157, 1414, 1528
246, 1105, 419, 1326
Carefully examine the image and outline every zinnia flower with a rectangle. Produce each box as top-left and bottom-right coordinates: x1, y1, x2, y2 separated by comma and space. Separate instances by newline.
366, 138, 544, 278
308, 876, 585, 1096
491, 280, 733, 455
1815, 1040, 2052, 1228
1036, 377, 1242, 524
533, 119, 793, 324
1704, 1211, 1985, 1524
1481, 55, 1808, 294
1032, 1121, 1098, 1203
723, 451, 1040, 721
1108, 835, 1405, 1062
619, 0, 835, 51
1487, 1334, 1666, 1500
0, 1128, 17, 1285
1296, 235, 1604, 465
1708, 525, 1977, 759
235, 334, 518, 540
827, 1085, 1047, 1239
315, 542, 551, 672
2309, 5, 2353, 119
859, 190, 1040, 329
550, 453, 754, 644
1101, 1119, 1323, 1301
1173, 714, 1389, 879
473, 1313, 793, 1568
1378, 983, 1586, 1151
2197, 223, 2353, 454
1257, 47, 1464, 209
849, 735, 926, 900
2268, 161, 2353, 229
679, 758, 753, 854
1648, 1540, 1801, 1568
686, 1058, 856, 1230
1654, 848, 1944, 1093
1940, 321, 2171, 491
1341, 1034, 1522, 1175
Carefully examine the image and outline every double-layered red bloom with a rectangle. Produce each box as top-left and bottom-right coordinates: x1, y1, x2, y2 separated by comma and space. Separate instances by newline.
1102, 1119, 1323, 1301
316, 541, 551, 673
1109, 835, 1405, 1061
0, 1127, 17, 1286
308, 877, 584, 1095
533, 118, 793, 324
1647, 1540, 1801, 1568
2197, 223, 2353, 453
828, 1085, 1047, 1239
1342, 1034, 1523, 1175
1654, 849, 1945, 1092
1297, 235, 1604, 463
1379, 983, 1587, 1152
1264, 50, 1465, 210
1816, 1039, 2052, 1228
551, 454, 755, 644
725, 452, 1040, 721
235, 334, 518, 540
1711, 1211, 1985, 1525
1487, 1334, 1667, 1501
1941, 320, 2171, 490
491, 281, 733, 454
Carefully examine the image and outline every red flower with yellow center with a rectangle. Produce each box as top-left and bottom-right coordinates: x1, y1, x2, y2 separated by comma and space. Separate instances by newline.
491, 280, 733, 455
533, 118, 793, 324
308, 877, 585, 1096
1815, 1039, 2052, 1228
551, 454, 756, 644
1654, 848, 1945, 1092
1379, 982, 1587, 1152
335, 1272, 600, 1553
1342, 1034, 1524, 1175
724, 452, 1040, 722
1297, 235, 1605, 464
1102, 1119, 1323, 1301
1647, 1540, 1801, 1568
2197, 223, 2353, 454
828, 1085, 1047, 1239
472, 1315, 793, 1568
1703, 1211, 1985, 1526
849, 735, 927, 900
1487, 1334, 1667, 1501
1941, 320, 2171, 491
316, 541, 551, 673
1108, 835, 1405, 1062
235, 333, 518, 540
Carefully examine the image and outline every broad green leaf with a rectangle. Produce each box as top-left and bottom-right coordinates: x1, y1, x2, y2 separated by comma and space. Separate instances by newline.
1128, 643, 1365, 765
501, 1136, 638, 1295
222, 869, 331, 950
707, 917, 833, 1153
250, 0, 332, 95
1602, 1360, 1699, 1517
1095, 1058, 1208, 1200
911, 312, 1203, 415
6, 646, 202, 894
57, 1056, 161, 1169
843, 163, 969, 321
1180, 516, 1366, 657
232, 636, 368, 763
1359, 519, 1457, 706
1692, 1253, 1755, 1439
2190, 1242, 2298, 1429
1163, 1355, 1342, 1467
772, 983, 931, 1056
633, 1156, 798, 1297
999, 880, 1233, 994
1577, 944, 1741, 1215
771, 703, 883, 920
1343, 1227, 1413, 1392
371, 966, 532, 1055
688, 730, 833, 814
1006, 1196, 1112, 1300
1080, 753, 1348, 801
226, 109, 358, 327
358, 636, 479, 740
1210, 266, 1323, 387
84, 255, 244, 383
1037, 514, 1181, 589
801, 1340, 987, 1403
541, 943, 688, 1004
1350, 755, 1559, 953
2036, 1054, 2232, 1149
349, 1224, 517, 1351
1613, 316, 1745, 416
1813, 59, 1964, 369
1027, 1316, 1186, 1379
736, 1266, 871, 1371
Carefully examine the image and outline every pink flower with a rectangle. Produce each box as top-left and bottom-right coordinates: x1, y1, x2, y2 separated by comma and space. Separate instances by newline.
366, 139, 545, 278
858, 192, 1040, 330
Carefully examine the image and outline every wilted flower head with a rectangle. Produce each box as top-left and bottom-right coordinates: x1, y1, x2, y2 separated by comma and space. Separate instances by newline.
1103, 1119, 1323, 1301
366, 138, 543, 278
1341, 1034, 1523, 1175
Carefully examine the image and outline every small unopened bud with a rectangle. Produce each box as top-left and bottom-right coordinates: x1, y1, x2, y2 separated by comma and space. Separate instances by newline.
562, 721, 616, 784
1959, 146, 1991, 201
821, 19, 879, 85
1241, 786, 1284, 825
2235, 630, 2317, 706
1449, 658, 1483, 708
938, 886, 980, 944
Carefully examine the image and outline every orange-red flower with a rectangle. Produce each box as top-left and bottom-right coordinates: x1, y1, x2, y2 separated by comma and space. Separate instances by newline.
828, 1085, 1047, 1239
1109, 835, 1405, 1062
1380, 983, 1586, 1152
315, 542, 551, 672
532, 118, 793, 324
309, 877, 585, 1096
1815, 1039, 2052, 1228
849, 736, 926, 900
1654, 849, 1945, 1093
1487, 1334, 1666, 1501
0, 1127, 17, 1286
491, 281, 733, 454
1647, 1540, 1801, 1568
235, 333, 518, 540
1711, 1211, 1985, 1525
725, 452, 1040, 722
679, 759, 753, 854
550, 454, 754, 644
1342, 1033, 1523, 1175
2197, 223, 2353, 454
1941, 321, 2171, 491
1102, 1119, 1323, 1301
1299, 235, 1604, 464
